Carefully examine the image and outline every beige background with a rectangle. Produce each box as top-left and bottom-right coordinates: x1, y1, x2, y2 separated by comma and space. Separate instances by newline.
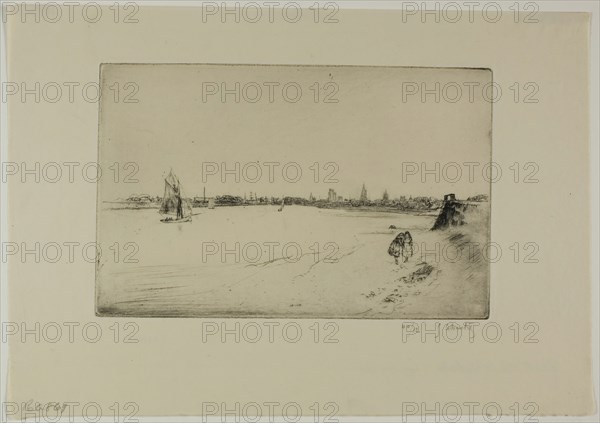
4, 6, 594, 418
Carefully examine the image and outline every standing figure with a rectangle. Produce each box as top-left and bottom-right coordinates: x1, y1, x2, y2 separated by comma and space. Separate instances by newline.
388, 232, 406, 265
402, 231, 414, 263
388, 231, 414, 265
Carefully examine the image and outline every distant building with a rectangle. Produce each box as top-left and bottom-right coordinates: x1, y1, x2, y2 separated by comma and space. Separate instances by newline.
360, 184, 368, 202
337, 195, 343, 202
328, 188, 337, 202
383, 189, 389, 202
127, 194, 153, 203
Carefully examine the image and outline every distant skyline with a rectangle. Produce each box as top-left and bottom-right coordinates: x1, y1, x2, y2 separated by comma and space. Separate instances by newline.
120, 180, 487, 202
99, 64, 492, 203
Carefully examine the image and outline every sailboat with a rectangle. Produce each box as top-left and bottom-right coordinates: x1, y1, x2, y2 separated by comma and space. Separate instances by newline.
208, 198, 215, 209
159, 170, 192, 223
278, 198, 285, 212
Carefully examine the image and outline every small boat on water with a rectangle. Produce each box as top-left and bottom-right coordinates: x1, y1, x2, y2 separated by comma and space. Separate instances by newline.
278, 198, 285, 212
159, 170, 192, 223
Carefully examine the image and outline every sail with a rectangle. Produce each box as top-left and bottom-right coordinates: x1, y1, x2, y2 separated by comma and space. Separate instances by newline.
208, 198, 215, 209
159, 170, 191, 217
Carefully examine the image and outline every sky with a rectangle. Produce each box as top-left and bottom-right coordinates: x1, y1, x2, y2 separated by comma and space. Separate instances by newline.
98, 64, 492, 201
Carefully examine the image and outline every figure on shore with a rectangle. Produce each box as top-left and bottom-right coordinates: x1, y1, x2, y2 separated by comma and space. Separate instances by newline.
388, 231, 414, 265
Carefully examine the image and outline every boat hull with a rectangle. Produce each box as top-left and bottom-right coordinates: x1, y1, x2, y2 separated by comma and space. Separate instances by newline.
160, 216, 192, 223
